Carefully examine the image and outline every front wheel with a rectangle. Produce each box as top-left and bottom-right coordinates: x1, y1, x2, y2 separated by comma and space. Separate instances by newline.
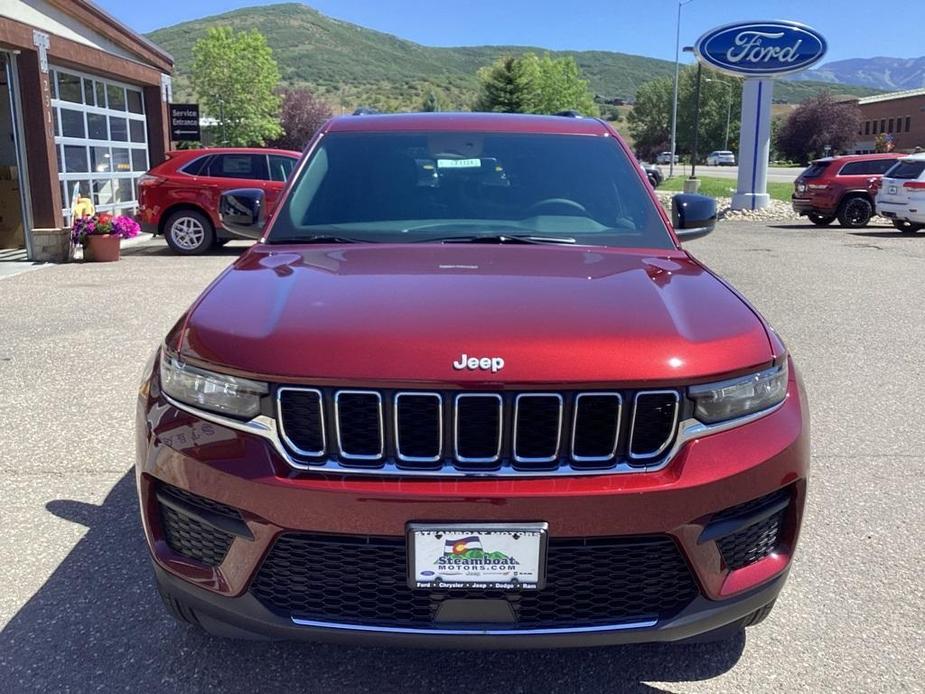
837, 197, 873, 228
164, 209, 215, 255
892, 219, 924, 234
808, 213, 836, 227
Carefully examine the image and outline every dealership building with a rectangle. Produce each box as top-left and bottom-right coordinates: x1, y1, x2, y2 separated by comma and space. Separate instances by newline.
0, 0, 173, 258
851, 87, 925, 154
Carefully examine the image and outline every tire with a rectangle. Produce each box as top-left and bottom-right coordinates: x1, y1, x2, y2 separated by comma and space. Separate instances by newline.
647, 173, 658, 188
158, 583, 201, 628
679, 599, 777, 644
743, 599, 777, 627
808, 213, 836, 227
892, 219, 924, 234
164, 209, 215, 255
676, 620, 745, 644
836, 196, 873, 228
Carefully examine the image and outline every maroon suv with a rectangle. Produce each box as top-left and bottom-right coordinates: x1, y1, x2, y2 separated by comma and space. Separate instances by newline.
137, 113, 809, 647
792, 153, 903, 228
137, 147, 300, 254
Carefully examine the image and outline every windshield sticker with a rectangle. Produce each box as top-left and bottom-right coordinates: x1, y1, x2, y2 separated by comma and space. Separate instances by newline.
437, 158, 481, 169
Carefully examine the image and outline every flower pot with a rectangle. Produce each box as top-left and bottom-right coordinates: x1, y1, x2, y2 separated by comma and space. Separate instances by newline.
84, 234, 121, 262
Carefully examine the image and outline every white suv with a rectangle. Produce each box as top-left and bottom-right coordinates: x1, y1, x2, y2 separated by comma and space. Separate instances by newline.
656, 151, 679, 164
876, 153, 925, 233
706, 150, 736, 166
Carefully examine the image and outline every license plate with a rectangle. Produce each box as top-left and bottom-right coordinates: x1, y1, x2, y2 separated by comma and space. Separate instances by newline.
408, 523, 547, 590
889, 186, 898, 194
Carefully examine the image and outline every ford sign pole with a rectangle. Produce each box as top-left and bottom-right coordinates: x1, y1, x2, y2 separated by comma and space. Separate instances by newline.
693, 21, 827, 210
733, 77, 775, 210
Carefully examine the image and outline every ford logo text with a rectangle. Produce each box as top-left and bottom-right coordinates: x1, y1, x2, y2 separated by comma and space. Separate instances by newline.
694, 21, 826, 77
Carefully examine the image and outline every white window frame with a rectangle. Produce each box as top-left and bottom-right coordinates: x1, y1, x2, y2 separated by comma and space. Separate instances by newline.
50, 65, 150, 223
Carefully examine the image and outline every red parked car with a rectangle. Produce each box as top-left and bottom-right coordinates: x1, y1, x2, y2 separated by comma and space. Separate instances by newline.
137, 113, 809, 647
137, 147, 300, 254
791, 153, 903, 228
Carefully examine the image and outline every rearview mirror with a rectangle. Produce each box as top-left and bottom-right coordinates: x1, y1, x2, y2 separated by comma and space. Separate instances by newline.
220, 188, 266, 236
671, 193, 717, 241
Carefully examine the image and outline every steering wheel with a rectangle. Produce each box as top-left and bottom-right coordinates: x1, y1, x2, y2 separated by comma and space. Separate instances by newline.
525, 198, 588, 215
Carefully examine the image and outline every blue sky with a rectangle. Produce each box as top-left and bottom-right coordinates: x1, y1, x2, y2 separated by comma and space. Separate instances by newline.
100, 0, 923, 65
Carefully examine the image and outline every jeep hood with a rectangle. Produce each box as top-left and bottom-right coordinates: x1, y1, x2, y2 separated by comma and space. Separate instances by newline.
176, 244, 773, 384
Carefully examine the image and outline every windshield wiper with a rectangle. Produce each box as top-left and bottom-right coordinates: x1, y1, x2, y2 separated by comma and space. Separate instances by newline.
269, 235, 363, 245
419, 233, 576, 245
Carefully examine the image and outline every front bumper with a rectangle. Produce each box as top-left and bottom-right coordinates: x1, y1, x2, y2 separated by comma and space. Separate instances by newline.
136, 364, 809, 646
154, 561, 788, 646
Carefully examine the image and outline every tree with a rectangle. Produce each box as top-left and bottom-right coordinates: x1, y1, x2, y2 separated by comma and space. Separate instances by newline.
191, 28, 283, 146
774, 91, 861, 164
627, 67, 742, 161
525, 54, 598, 116
473, 55, 540, 113
626, 76, 673, 158
473, 53, 598, 116
421, 90, 442, 112
268, 89, 333, 150
874, 132, 895, 153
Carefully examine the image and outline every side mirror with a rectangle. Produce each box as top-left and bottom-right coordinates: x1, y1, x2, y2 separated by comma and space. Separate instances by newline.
220, 188, 265, 236
671, 193, 716, 241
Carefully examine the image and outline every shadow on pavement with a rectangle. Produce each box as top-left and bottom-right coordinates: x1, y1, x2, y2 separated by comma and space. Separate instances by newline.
121, 243, 252, 258
848, 230, 925, 239
764, 223, 896, 232
0, 472, 745, 693
763, 223, 822, 231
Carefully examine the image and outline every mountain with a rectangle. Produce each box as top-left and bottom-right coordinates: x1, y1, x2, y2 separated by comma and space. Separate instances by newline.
146, 3, 882, 111
790, 57, 925, 91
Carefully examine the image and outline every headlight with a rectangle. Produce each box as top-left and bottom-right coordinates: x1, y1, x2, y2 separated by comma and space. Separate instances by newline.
159, 352, 267, 419
689, 362, 788, 424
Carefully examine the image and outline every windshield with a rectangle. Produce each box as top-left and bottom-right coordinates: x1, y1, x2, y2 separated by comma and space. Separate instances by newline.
270, 131, 674, 249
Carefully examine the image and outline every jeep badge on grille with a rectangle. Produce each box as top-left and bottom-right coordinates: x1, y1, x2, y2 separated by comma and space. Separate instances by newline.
453, 353, 505, 373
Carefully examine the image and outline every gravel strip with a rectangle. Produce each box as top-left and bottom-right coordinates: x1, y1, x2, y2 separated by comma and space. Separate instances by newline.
654, 191, 894, 226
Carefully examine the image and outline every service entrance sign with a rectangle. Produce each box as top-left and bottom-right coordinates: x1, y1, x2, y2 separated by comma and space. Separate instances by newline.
169, 103, 201, 142
693, 21, 827, 210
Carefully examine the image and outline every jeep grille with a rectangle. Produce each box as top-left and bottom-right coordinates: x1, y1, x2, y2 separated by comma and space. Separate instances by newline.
276, 387, 681, 476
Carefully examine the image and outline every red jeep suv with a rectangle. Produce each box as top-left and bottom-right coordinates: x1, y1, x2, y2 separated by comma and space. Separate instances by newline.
137, 147, 300, 254
137, 113, 809, 647
791, 153, 903, 228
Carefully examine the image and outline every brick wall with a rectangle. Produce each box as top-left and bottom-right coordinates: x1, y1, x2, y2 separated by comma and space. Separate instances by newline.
852, 93, 925, 153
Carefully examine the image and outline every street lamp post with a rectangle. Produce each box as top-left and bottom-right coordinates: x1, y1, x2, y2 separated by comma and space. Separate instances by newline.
690, 59, 702, 180
211, 94, 227, 145
218, 98, 226, 145
669, 0, 694, 178
705, 78, 735, 151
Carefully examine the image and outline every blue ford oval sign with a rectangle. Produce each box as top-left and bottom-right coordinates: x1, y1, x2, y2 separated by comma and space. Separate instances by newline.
694, 21, 827, 77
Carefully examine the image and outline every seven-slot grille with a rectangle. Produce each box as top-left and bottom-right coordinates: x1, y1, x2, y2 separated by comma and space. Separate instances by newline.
277, 387, 681, 475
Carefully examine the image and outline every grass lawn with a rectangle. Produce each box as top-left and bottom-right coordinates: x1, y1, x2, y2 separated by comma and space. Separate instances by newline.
659, 176, 792, 202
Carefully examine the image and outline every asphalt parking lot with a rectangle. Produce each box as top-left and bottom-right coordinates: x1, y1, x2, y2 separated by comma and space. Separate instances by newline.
1, 222, 923, 693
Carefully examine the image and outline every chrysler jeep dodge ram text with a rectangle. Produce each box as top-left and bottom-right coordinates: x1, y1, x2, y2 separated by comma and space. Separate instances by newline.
137, 112, 809, 647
